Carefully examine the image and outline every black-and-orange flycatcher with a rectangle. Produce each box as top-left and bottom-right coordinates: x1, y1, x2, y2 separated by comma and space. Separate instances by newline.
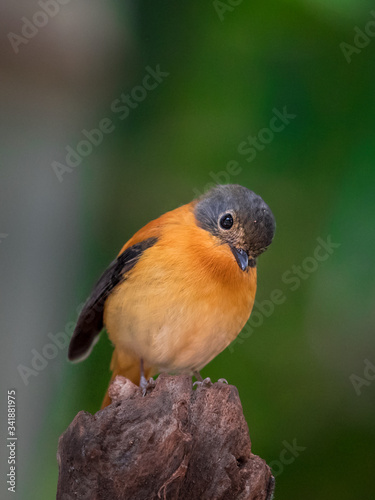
68, 184, 275, 407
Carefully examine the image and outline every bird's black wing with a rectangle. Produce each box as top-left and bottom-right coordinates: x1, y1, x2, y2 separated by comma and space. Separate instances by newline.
68, 237, 158, 362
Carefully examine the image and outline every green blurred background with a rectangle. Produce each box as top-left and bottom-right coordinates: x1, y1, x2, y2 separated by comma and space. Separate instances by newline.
1, 0, 375, 499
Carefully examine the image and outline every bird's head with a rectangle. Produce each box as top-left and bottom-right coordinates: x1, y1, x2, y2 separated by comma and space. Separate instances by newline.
194, 184, 275, 271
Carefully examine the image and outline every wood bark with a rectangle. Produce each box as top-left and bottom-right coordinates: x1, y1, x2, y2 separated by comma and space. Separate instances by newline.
57, 374, 275, 500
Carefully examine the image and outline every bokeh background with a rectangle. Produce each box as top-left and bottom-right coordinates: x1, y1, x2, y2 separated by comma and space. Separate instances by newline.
1, 1, 375, 499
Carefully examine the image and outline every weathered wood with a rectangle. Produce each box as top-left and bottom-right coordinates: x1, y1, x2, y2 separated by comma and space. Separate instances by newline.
57, 374, 275, 500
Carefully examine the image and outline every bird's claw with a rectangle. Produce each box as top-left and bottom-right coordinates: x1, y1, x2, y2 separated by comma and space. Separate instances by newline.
193, 377, 229, 389
218, 378, 228, 384
193, 377, 213, 388
140, 376, 155, 396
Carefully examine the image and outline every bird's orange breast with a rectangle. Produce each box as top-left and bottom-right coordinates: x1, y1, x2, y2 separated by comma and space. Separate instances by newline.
104, 203, 257, 374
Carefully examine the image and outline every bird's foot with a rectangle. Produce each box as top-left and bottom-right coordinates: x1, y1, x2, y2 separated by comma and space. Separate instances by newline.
193, 377, 213, 388
193, 377, 229, 388
139, 358, 155, 396
140, 375, 156, 396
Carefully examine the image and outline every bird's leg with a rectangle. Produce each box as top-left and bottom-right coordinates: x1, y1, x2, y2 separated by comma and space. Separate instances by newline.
139, 358, 155, 396
193, 370, 203, 382
139, 358, 147, 389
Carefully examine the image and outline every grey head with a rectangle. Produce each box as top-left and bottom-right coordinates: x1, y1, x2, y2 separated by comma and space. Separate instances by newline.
194, 184, 275, 271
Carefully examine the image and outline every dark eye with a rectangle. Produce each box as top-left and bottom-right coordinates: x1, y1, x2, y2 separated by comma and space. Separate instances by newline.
219, 213, 233, 230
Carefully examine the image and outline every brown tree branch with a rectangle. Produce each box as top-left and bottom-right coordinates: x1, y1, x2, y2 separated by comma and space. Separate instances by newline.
57, 374, 275, 500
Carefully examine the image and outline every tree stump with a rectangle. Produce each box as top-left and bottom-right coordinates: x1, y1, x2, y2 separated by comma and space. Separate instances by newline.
57, 374, 275, 500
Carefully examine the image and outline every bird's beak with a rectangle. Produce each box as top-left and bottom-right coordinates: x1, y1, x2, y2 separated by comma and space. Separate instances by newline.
230, 247, 249, 272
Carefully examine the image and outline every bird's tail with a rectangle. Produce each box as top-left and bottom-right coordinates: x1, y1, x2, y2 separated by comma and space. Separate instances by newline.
101, 349, 153, 409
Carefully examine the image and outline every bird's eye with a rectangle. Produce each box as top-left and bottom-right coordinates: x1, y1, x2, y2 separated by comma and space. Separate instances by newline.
219, 213, 233, 230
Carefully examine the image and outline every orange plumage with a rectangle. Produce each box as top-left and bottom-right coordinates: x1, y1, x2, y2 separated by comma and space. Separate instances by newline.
68, 185, 275, 408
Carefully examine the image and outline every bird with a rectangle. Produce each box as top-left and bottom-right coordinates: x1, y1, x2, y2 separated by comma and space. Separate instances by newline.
68, 184, 275, 408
